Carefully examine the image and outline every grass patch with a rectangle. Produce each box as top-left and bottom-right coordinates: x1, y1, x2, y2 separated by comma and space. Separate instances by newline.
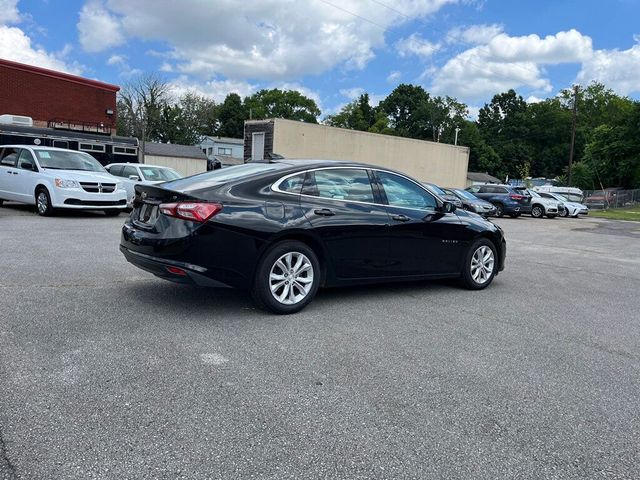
589, 206, 640, 221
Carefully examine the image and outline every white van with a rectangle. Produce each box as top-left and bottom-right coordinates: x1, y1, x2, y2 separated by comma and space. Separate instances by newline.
0, 145, 127, 216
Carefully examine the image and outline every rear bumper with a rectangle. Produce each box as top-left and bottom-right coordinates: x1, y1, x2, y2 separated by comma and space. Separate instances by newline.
120, 245, 231, 287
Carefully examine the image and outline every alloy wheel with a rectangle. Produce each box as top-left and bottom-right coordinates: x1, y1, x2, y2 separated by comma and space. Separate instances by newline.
37, 192, 49, 215
269, 251, 314, 305
470, 245, 495, 285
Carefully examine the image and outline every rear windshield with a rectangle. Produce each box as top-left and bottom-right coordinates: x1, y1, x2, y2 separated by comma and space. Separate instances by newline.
162, 163, 282, 192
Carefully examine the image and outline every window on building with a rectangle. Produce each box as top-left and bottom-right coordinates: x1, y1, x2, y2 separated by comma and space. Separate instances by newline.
217, 147, 232, 155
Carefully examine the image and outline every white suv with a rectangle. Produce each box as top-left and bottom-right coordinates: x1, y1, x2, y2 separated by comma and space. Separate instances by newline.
0, 145, 127, 216
528, 189, 561, 218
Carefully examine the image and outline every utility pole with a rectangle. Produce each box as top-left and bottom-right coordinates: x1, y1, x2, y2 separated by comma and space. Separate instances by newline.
454, 127, 461, 146
568, 85, 579, 186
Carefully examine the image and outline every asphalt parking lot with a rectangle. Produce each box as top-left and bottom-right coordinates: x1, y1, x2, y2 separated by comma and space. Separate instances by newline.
1, 204, 640, 479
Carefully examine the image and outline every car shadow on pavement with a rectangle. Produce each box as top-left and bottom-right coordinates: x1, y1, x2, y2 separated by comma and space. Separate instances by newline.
124, 276, 459, 318
0, 201, 125, 218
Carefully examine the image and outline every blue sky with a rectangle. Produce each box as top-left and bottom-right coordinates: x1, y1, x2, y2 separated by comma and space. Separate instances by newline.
1, 0, 639, 118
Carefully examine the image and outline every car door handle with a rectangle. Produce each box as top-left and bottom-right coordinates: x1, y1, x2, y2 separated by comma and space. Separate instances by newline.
314, 208, 335, 217
392, 214, 410, 222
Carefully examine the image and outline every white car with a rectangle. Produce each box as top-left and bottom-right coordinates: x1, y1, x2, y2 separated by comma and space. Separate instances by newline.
533, 185, 584, 203
105, 163, 182, 205
538, 191, 589, 217
0, 145, 127, 216
528, 189, 561, 218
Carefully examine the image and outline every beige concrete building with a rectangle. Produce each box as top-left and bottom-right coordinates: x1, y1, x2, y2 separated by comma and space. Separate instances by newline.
142, 142, 207, 177
244, 118, 469, 188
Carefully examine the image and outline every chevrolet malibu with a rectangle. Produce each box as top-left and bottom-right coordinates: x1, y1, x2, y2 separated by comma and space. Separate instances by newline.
0, 145, 127, 216
120, 161, 506, 314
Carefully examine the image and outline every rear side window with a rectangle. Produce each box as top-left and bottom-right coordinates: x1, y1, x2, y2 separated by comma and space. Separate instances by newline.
0, 148, 19, 167
277, 173, 306, 194
109, 165, 124, 176
310, 169, 375, 203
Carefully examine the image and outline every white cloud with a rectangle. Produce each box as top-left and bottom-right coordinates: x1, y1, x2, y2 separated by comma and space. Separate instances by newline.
577, 41, 640, 95
106, 54, 141, 77
78, 0, 124, 52
396, 33, 440, 59
431, 29, 593, 100
387, 70, 402, 83
526, 95, 544, 104
168, 76, 257, 103
76, 0, 456, 80
0, 26, 80, 73
447, 24, 503, 44
0, 0, 20, 24
340, 87, 365, 100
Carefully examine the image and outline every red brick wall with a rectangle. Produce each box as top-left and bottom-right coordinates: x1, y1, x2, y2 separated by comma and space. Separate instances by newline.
0, 63, 118, 131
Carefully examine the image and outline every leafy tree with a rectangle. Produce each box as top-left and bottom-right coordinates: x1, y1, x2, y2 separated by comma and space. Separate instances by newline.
117, 74, 171, 141
325, 93, 376, 131
457, 121, 501, 177
216, 93, 246, 138
380, 84, 430, 138
244, 89, 321, 123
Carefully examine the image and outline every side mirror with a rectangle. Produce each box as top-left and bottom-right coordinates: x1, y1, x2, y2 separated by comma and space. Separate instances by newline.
440, 201, 456, 213
128, 175, 140, 181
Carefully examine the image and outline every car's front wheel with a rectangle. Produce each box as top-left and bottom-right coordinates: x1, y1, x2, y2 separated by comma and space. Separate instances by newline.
251, 240, 320, 314
461, 238, 497, 290
494, 203, 504, 217
563, 208, 569, 217
531, 205, 544, 218
35, 188, 53, 216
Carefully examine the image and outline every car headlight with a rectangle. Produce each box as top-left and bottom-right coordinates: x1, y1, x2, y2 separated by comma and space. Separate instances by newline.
54, 178, 81, 189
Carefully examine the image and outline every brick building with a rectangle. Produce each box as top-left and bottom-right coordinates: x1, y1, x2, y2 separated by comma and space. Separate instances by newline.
0, 58, 119, 134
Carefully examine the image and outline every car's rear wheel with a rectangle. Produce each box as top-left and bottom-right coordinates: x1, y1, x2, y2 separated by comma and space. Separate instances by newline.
531, 205, 544, 218
563, 208, 569, 217
494, 203, 504, 217
461, 238, 497, 290
35, 188, 53, 216
104, 209, 121, 216
251, 240, 320, 314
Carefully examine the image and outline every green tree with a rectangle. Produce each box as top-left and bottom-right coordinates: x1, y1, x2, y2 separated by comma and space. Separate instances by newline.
325, 93, 376, 131
216, 93, 247, 138
244, 89, 321, 123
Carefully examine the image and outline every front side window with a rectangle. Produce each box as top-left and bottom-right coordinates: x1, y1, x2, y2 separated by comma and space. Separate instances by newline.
310, 169, 375, 203
108, 165, 124, 177
35, 150, 105, 172
378, 172, 437, 209
18, 149, 36, 170
122, 165, 138, 178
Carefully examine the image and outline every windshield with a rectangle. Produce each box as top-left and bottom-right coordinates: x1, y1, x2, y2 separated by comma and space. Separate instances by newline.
35, 150, 106, 172
454, 189, 479, 200
140, 166, 182, 182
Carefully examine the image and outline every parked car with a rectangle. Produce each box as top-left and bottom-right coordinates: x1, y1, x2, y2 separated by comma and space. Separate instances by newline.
105, 163, 182, 206
443, 188, 497, 217
466, 184, 532, 218
583, 188, 629, 209
527, 189, 560, 218
120, 161, 506, 314
422, 182, 463, 208
0, 145, 127, 216
538, 192, 589, 217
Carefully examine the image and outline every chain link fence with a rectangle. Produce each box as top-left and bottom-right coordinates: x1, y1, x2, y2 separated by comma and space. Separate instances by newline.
582, 189, 640, 210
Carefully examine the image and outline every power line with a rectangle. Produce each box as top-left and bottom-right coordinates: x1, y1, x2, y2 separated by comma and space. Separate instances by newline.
316, 0, 387, 30
367, 0, 411, 20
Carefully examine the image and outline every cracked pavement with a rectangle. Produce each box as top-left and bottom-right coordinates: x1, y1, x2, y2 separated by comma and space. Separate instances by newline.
1, 203, 639, 479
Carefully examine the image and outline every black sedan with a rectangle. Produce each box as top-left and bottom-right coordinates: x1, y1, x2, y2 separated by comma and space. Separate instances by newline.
120, 160, 506, 314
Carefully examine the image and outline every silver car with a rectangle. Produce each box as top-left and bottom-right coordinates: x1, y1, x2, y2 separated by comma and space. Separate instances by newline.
538, 191, 589, 217
105, 163, 182, 206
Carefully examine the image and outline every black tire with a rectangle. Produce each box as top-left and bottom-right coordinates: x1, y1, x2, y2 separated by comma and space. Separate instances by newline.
251, 240, 321, 314
35, 188, 54, 216
0, 199, 4, 206
531, 204, 544, 218
493, 203, 504, 218
562, 208, 569, 217
104, 209, 121, 216
460, 238, 498, 290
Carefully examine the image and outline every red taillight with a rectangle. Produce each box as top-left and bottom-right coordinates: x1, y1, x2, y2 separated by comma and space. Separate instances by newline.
166, 266, 187, 276
159, 202, 222, 222
510, 194, 524, 200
